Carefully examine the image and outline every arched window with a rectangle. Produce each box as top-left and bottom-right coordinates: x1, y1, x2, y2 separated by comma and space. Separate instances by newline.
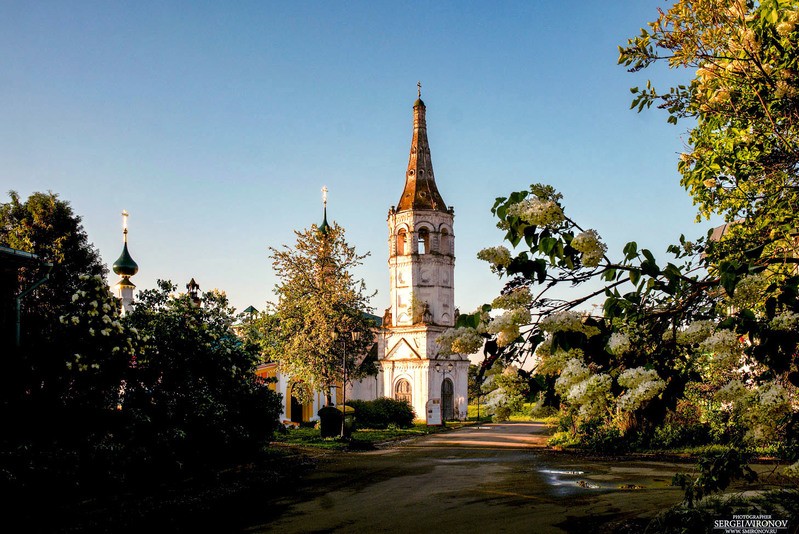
441, 379, 454, 421
440, 228, 450, 255
395, 379, 412, 406
397, 229, 407, 255
418, 228, 430, 254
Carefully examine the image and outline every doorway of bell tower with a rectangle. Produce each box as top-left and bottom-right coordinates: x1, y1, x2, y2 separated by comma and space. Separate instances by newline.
442, 378, 454, 421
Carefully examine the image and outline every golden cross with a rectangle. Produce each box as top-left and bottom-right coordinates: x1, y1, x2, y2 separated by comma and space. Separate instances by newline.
121, 210, 129, 241
321, 185, 328, 207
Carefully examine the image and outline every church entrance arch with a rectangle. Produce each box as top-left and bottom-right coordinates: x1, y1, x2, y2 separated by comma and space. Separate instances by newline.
395, 378, 412, 406
441, 378, 454, 421
288, 382, 311, 423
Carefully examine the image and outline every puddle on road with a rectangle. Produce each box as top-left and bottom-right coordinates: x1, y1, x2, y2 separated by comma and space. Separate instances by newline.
540, 469, 585, 475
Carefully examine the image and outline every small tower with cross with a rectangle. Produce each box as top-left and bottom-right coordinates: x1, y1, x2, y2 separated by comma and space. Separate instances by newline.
112, 210, 139, 314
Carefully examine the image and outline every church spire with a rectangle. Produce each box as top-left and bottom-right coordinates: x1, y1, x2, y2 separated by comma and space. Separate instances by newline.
112, 210, 138, 315
319, 185, 331, 235
397, 84, 448, 212
113, 210, 138, 278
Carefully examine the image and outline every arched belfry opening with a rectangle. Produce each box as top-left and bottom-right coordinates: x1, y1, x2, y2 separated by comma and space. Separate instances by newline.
418, 227, 430, 254
397, 228, 407, 256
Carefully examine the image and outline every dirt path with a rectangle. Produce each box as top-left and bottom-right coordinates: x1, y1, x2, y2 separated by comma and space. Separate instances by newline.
240, 423, 699, 533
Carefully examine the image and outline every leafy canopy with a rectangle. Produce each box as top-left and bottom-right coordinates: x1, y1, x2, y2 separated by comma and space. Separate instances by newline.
264, 221, 376, 403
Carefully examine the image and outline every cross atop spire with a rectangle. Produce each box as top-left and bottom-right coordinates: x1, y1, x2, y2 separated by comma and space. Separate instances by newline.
319, 185, 331, 235
113, 209, 138, 278
417, 81, 421, 98
122, 209, 129, 243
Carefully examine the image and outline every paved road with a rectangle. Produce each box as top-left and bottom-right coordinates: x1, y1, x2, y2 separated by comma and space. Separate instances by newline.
243, 422, 692, 533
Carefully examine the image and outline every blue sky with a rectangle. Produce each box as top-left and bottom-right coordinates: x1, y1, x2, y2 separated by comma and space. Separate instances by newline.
0, 1, 707, 315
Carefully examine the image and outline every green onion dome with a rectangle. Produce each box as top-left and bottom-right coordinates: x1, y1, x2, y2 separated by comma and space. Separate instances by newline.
113, 242, 138, 276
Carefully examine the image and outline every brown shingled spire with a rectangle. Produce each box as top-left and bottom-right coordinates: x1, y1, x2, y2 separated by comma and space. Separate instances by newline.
397, 88, 447, 212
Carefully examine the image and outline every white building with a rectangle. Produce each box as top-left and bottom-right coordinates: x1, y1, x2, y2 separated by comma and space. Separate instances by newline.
263, 92, 469, 423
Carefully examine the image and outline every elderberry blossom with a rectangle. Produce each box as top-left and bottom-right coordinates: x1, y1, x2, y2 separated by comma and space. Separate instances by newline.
758, 382, 789, 408
491, 287, 532, 310
486, 308, 530, 347
568, 374, 612, 420
477, 246, 512, 269
554, 358, 590, 396
555, 359, 611, 419
506, 198, 564, 228
699, 329, 742, 363
675, 320, 715, 345
770, 311, 799, 331
606, 332, 631, 356
436, 327, 483, 356
539, 310, 600, 338
571, 230, 606, 268
616, 367, 665, 413
716, 379, 748, 403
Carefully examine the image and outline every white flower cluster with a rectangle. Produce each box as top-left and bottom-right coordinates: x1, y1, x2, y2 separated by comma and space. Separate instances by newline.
554, 358, 590, 395
536, 339, 584, 374
477, 246, 512, 269
616, 367, 665, 413
757, 382, 789, 408
568, 375, 613, 420
486, 308, 531, 347
436, 327, 483, 355
606, 332, 631, 356
675, 320, 715, 345
506, 197, 564, 228
539, 310, 600, 338
570, 230, 607, 268
555, 359, 611, 419
491, 287, 532, 310
716, 379, 748, 403
699, 329, 742, 364
770, 311, 799, 331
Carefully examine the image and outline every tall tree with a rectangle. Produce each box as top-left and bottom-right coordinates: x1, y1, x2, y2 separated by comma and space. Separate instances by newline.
439, 1, 799, 449
265, 221, 376, 404
124, 281, 282, 474
0, 191, 106, 343
619, 0, 799, 270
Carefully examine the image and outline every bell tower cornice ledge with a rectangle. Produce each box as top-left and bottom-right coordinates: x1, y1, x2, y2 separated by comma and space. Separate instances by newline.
397, 93, 448, 213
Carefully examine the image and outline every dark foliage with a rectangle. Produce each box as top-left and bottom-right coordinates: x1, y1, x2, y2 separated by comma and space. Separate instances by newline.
346, 397, 415, 429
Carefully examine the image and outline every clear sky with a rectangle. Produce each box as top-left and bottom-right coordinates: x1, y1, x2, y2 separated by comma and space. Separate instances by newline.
0, 1, 708, 316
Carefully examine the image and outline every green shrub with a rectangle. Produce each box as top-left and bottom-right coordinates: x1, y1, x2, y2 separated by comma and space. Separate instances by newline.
529, 401, 558, 419
346, 398, 415, 429
650, 422, 711, 449
493, 406, 512, 422
578, 420, 630, 454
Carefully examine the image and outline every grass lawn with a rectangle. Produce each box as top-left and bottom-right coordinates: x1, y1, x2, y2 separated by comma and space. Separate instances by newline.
273, 421, 470, 451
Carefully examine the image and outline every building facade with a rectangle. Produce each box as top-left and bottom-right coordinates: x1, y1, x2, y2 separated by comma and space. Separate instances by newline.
353, 93, 469, 421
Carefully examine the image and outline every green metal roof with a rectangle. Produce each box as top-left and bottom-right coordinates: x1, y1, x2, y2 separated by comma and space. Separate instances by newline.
112, 242, 138, 277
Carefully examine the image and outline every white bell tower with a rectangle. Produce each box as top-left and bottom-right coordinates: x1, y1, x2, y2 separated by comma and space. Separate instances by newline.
378, 86, 468, 421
